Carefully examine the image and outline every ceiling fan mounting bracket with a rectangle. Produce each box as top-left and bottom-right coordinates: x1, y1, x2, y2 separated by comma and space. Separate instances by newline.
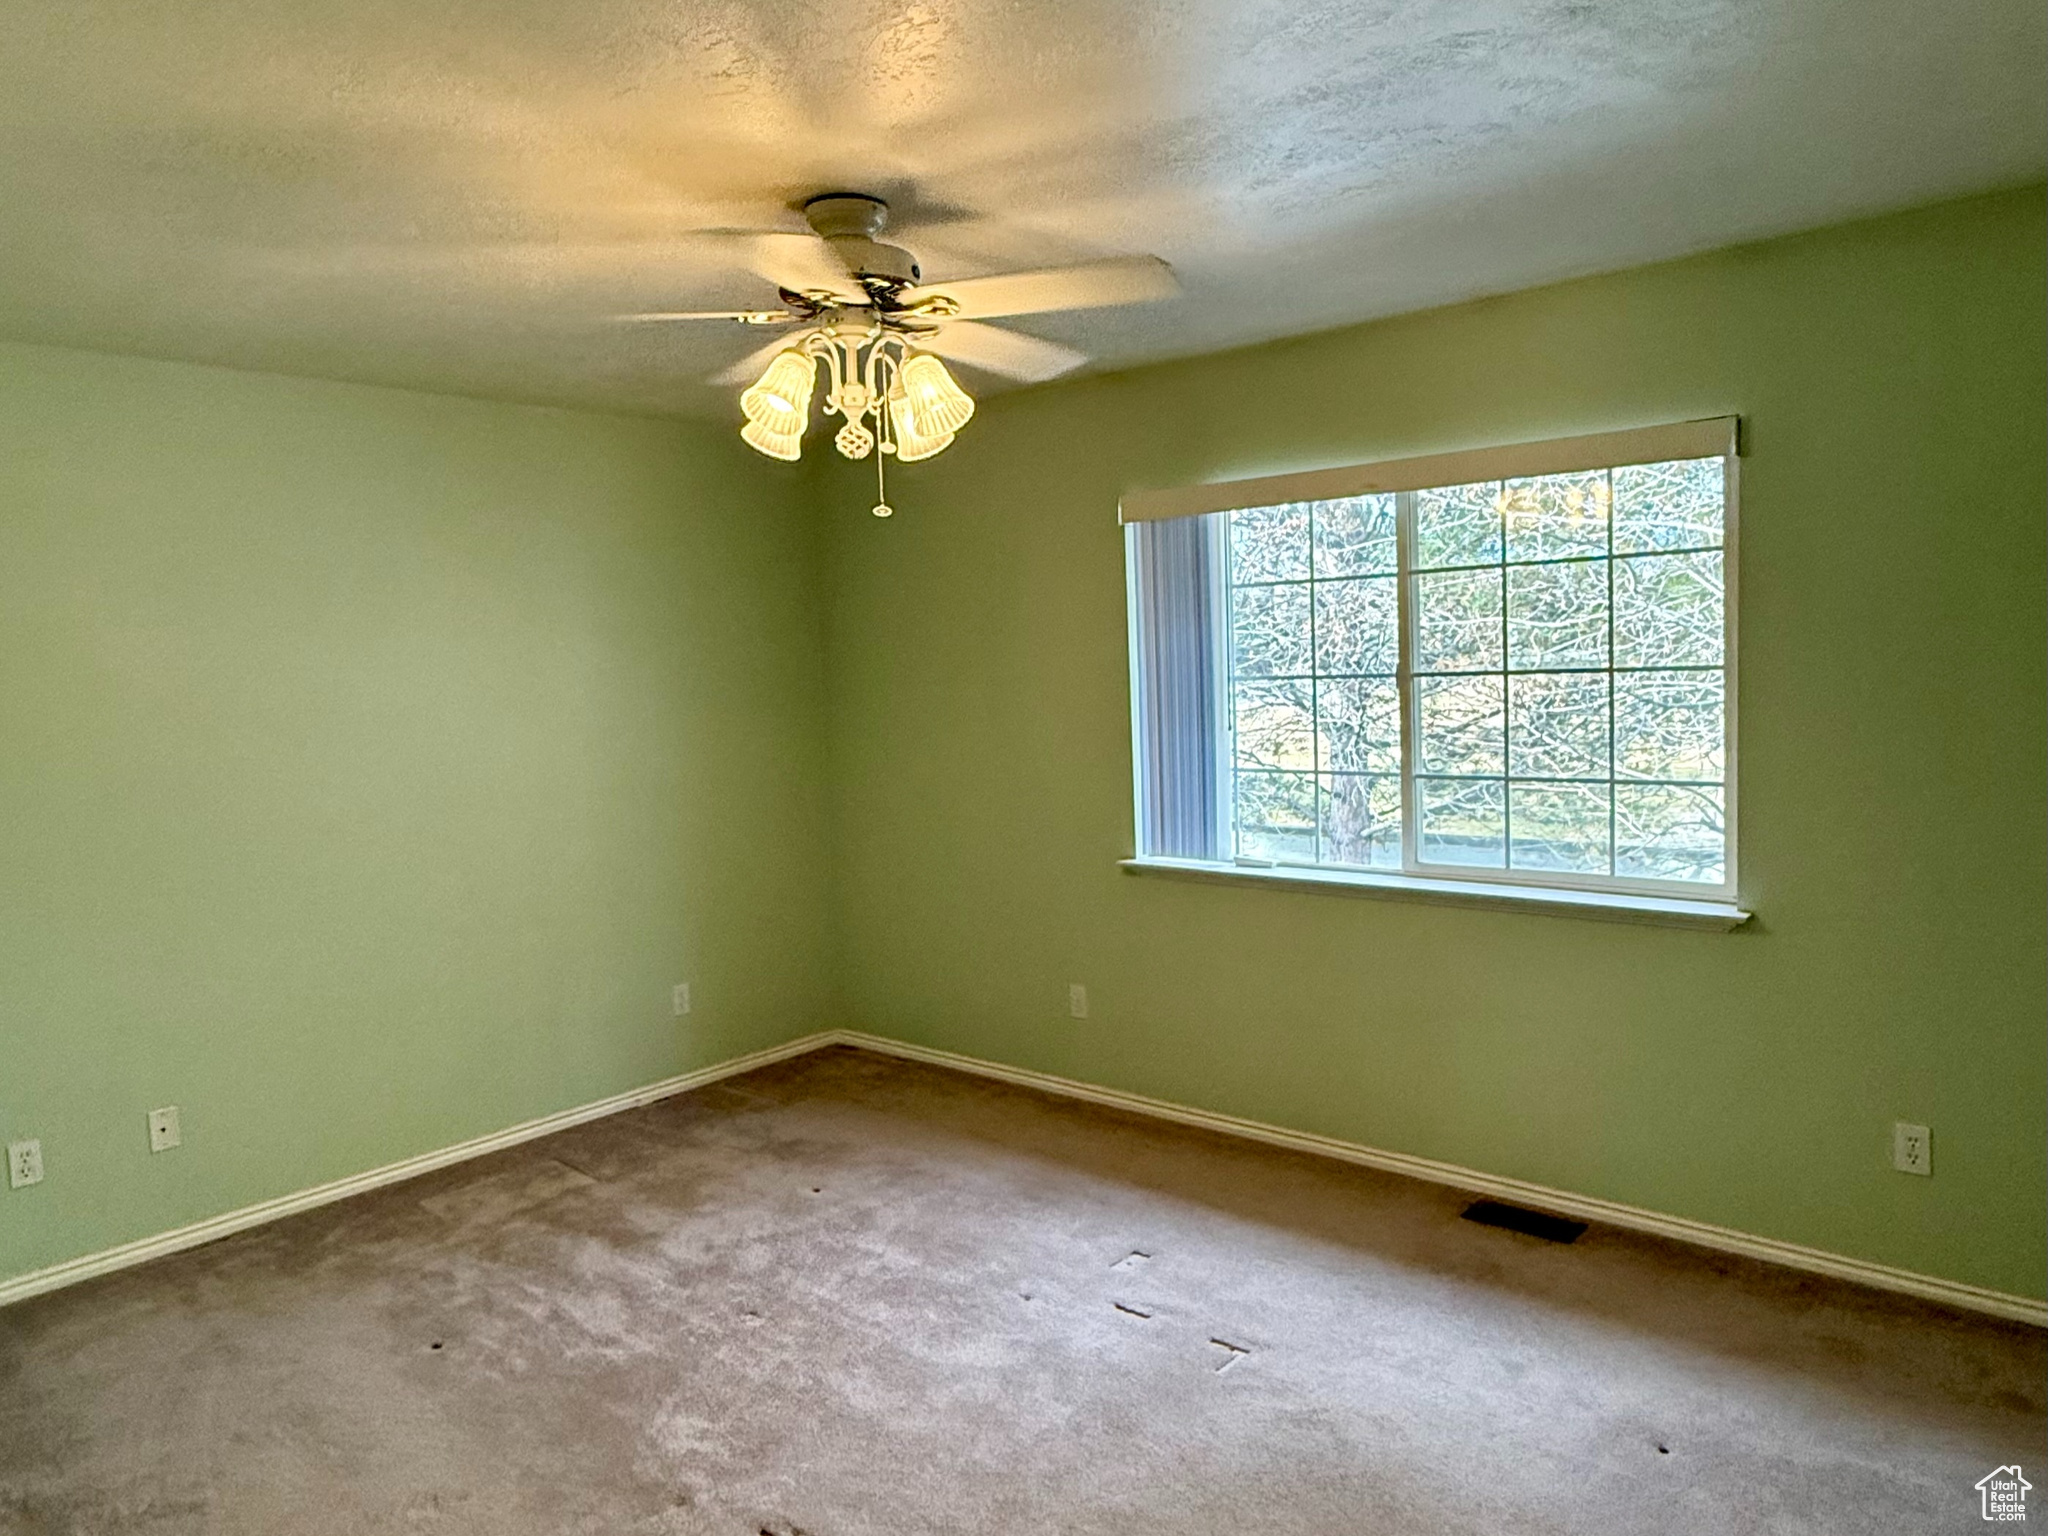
894, 293, 961, 320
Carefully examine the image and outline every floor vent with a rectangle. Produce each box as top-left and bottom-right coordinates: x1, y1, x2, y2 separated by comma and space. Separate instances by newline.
1461, 1199, 1588, 1244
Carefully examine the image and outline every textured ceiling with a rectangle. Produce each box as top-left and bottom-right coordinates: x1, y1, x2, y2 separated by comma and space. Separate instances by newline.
1, 0, 2042, 419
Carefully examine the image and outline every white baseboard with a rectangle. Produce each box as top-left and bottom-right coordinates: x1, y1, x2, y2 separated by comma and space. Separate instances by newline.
0, 1031, 836, 1311
7, 1025, 2041, 1329
833, 1031, 2048, 1328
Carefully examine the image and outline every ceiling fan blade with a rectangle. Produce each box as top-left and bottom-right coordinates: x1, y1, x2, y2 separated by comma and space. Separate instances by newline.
905, 256, 1177, 320
708, 331, 813, 388
917, 321, 1088, 383
747, 234, 863, 302
615, 310, 803, 324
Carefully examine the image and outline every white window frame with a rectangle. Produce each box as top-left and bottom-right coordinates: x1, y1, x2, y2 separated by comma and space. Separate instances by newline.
1122, 419, 1743, 919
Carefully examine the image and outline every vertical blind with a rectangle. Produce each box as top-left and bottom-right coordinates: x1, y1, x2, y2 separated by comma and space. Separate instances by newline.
1125, 513, 1226, 860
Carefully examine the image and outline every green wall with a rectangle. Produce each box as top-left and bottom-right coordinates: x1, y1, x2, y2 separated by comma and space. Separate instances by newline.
821, 186, 2048, 1299
0, 343, 834, 1282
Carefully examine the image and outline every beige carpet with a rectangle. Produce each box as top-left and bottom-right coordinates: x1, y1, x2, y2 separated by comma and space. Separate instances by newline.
2, 1046, 2041, 1534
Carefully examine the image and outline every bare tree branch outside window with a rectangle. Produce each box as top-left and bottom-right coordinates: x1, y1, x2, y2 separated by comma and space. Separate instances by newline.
1226, 457, 1728, 887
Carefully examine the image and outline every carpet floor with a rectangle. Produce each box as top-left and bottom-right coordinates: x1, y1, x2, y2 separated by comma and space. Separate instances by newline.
2, 1045, 2041, 1534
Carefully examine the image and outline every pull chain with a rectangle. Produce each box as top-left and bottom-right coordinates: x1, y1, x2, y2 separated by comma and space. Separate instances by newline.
873, 436, 892, 518
871, 352, 895, 517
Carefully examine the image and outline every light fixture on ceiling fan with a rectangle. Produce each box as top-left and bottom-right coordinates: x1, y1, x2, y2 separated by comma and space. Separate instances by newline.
733, 321, 974, 467
621, 193, 1177, 515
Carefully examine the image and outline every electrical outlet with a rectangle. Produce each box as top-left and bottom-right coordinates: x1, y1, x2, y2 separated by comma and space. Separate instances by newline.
1068, 983, 1089, 1020
1892, 1121, 1931, 1177
148, 1106, 182, 1153
8, 1139, 43, 1189
672, 983, 691, 1017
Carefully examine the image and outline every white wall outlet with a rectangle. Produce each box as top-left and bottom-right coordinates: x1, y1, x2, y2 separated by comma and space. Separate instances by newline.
1068, 983, 1089, 1020
1892, 1121, 1931, 1176
8, 1139, 44, 1189
672, 983, 691, 1017
148, 1106, 182, 1153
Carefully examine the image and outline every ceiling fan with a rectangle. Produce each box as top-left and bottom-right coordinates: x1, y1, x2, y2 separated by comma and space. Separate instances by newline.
621, 192, 1178, 514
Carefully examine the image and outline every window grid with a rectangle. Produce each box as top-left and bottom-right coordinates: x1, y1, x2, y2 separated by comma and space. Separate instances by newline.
1500, 505, 1511, 863
1226, 500, 1407, 871
1306, 508, 1320, 865
1225, 457, 1731, 896
1606, 500, 1617, 875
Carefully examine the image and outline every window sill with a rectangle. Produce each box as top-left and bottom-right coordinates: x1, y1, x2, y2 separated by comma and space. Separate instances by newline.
1117, 857, 1751, 930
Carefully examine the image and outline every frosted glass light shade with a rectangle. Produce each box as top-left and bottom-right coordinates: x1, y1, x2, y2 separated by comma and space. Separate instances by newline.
740, 417, 804, 461
740, 349, 815, 436
887, 383, 954, 462
896, 353, 974, 437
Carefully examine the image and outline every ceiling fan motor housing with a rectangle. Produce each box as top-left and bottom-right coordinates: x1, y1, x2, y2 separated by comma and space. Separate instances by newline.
837, 237, 921, 285
803, 193, 921, 286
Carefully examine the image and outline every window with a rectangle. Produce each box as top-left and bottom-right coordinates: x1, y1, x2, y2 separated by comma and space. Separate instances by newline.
1125, 421, 1737, 907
